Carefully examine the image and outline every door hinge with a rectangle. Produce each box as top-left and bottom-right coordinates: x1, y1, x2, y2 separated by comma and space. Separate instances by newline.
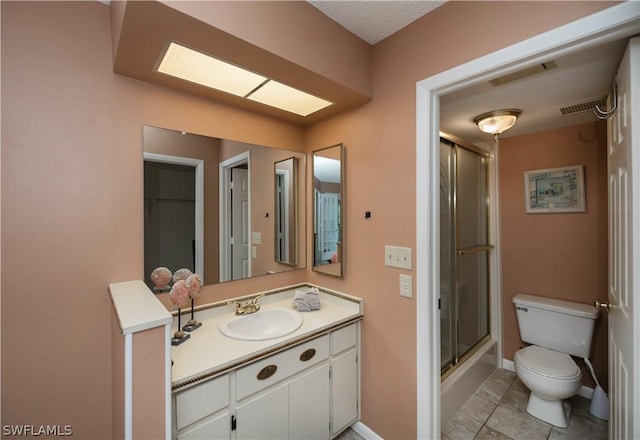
438, 298, 441, 310
231, 415, 237, 431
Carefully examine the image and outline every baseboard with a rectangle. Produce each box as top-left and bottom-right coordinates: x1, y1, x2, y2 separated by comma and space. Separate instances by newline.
502, 358, 594, 399
502, 358, 515, 373
351, 421, 383, 440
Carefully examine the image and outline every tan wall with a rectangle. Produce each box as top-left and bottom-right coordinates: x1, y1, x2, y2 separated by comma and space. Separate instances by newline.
305, 2, 615, 438
499, 122, 609, 390
1, 1, 617, 438
132, 326, 167, 439
111, 310, 126, 437
2, 1, 304, 436
2, 2, 119, 435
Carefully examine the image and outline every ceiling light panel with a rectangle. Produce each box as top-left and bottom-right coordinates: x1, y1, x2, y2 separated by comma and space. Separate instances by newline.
156, 42, 267, 97
247, 80, 333, 117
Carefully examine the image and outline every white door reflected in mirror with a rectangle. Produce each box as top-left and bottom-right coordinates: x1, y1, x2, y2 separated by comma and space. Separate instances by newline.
312, 144, 344, 277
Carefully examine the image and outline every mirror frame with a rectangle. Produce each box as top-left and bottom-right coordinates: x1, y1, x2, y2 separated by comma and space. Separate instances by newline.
311, 143, 345, 277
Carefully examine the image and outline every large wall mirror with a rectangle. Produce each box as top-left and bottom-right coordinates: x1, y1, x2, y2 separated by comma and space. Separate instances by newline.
143, 126, 306, 290
312, 143, 344, 277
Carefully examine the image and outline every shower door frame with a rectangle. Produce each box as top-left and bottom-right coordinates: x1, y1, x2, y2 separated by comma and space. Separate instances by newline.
440, 134, 492, 378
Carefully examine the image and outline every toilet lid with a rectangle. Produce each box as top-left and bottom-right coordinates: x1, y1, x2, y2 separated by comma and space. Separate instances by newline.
515, 345, 580, 378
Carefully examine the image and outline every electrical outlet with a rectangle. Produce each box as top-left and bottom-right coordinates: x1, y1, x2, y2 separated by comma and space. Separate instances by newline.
385, 245, 412, 269
400, 274, 413, 298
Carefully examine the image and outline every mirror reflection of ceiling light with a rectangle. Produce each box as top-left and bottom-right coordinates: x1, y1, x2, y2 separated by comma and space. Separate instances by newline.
473, 109, 521, 140
156, 41, 333, 117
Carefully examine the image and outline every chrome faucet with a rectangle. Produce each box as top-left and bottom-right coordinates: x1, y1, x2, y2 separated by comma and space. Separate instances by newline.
233, 294, 264, 315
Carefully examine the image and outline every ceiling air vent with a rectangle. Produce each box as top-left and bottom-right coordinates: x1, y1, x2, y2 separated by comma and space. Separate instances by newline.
556, 96, 608, 116
490, 61, 557, 87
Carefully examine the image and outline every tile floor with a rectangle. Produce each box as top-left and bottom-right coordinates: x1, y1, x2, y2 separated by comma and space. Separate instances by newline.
337, 368, 608, 440
443, 369, 608, 440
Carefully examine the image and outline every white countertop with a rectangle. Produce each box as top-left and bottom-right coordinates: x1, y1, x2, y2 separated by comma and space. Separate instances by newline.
171, 285, 362, 390
109, 280, 173, 335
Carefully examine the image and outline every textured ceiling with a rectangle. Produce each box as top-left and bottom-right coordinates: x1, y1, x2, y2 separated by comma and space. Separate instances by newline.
307, 0, 445, 44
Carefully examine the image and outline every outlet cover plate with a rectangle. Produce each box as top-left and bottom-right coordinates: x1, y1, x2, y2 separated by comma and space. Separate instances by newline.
400, 274, 413, 298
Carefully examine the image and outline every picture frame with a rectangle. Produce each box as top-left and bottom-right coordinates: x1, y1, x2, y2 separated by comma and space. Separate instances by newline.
524, 165, 585, 213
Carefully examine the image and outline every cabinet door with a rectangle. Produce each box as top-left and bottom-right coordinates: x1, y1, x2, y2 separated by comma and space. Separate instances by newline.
331, 349, 358, 435
289, 364, 330, 439
177, 411, 230, 440
236, 383, 288, 440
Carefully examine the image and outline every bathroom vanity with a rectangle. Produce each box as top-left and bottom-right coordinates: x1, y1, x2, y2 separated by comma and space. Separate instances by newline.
170, 285, 363, 439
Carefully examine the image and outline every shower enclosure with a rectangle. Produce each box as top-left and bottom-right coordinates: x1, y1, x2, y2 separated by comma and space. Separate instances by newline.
440, 135, 492, 375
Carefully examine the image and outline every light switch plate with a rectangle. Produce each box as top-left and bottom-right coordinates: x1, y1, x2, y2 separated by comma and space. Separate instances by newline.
385, 245, 412, 270
252, 232, 262, 244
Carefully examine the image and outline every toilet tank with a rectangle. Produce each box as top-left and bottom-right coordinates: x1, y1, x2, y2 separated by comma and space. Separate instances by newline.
513, 293, 599, 357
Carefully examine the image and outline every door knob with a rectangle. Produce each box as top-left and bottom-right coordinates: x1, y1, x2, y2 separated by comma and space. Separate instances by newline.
593, 299, 611, 312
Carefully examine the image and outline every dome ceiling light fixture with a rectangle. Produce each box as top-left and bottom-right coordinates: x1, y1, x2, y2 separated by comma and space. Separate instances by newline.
473, 109, 522, 141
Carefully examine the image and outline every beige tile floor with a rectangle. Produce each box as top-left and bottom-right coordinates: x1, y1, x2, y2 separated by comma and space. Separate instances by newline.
336, 368, 608, 440
443, 369, 609, 440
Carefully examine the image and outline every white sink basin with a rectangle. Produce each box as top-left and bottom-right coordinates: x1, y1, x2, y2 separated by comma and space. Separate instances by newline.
219, 308, 303, 341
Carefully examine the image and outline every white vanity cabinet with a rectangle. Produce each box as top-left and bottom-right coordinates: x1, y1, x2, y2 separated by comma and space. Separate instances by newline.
330, 324, 359, 436
235, 335, 331, 439
173, 322, 360, 440
174, 374, 231, 439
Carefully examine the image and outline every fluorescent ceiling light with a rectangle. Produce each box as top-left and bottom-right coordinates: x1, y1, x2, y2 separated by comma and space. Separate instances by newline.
156, 41, 333, 117
157, 42, 267, 97
247, 80, 333, 117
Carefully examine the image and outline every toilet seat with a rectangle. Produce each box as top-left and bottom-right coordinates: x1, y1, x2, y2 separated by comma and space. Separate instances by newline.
515, 345, 580, 379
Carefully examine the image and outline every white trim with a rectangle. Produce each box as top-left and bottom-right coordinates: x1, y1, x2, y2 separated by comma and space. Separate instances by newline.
275, 167, 291, 263
502, 358, 516, 374
143, 152, 205, 281
350, 421, 382, 440
165, 324, 172, 440
488, 140, 503, 366
124, 333, 133, 440
219, 151, 251, 282
416, 4, 640, 439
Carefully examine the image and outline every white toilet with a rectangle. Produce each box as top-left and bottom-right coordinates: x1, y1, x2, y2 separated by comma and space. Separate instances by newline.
512, 293, 599, 428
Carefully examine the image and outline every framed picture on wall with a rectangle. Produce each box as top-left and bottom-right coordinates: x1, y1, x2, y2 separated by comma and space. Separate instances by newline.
524, 165, 585, 213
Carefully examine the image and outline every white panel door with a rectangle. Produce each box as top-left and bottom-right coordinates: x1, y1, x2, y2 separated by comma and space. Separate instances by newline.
289, 364, 330, 439
608, 36, 639, 440
235, 383, 288, 440
331, 349, 358, 435
231, 167, 250, 280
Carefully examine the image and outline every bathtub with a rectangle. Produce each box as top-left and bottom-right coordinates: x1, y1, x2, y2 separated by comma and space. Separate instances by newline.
441, 338, 498, 426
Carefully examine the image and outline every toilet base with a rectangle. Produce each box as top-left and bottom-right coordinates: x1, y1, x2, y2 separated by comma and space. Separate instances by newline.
526, 392, 572, 428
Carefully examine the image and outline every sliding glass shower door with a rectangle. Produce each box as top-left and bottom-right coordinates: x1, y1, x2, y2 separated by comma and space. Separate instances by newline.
440, 137, 491, 374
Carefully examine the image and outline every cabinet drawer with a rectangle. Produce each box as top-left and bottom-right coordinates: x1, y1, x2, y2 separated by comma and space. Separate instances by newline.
175, 374, 229, 431
331, 324, 357, 355
236, 334, 329, 400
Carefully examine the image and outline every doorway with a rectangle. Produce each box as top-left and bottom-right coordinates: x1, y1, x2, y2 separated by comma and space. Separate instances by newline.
415, 4, 640, 438
219, 151, 251, 282
143, 152, 204, 289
